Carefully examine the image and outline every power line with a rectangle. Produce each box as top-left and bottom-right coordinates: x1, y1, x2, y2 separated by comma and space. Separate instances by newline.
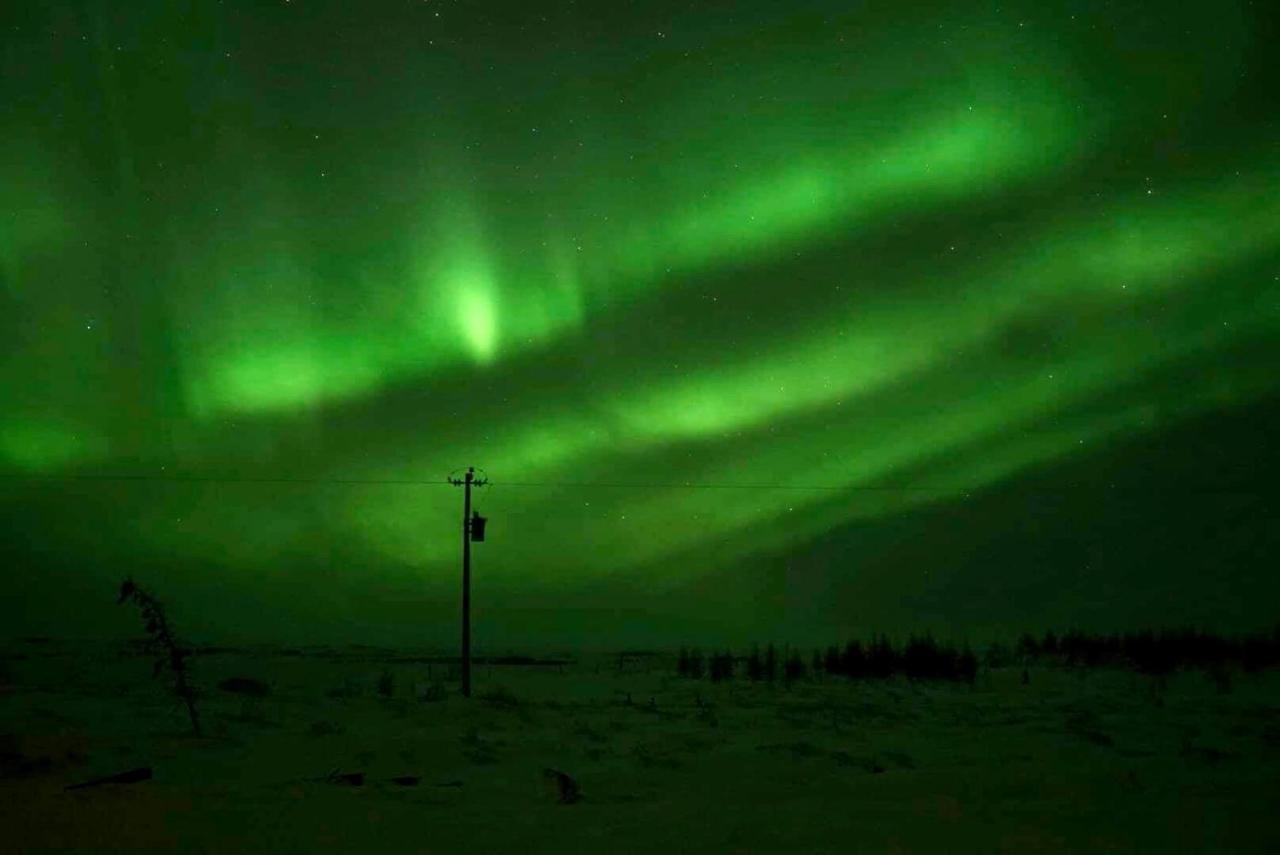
0, 473, 446, 486
491, 480, 1272, 496
0, 472, 1273, 496
495, 480, 845, 491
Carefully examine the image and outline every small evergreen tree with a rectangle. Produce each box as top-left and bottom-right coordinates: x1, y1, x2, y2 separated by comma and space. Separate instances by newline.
688, 648, 705, 680
117, 578, 201, 736
1041, 629, 1060, 657
823, 645, 842, 677
841, 640, 866, 679
903, 634, 936, 680
784, 650, 806, 684
868, 634, 897, 679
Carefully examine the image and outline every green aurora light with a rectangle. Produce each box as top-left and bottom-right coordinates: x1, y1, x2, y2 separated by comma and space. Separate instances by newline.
2, 0, 1278, 644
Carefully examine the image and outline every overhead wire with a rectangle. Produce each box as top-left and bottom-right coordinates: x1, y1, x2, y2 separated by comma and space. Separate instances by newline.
0, 472, 1272, 496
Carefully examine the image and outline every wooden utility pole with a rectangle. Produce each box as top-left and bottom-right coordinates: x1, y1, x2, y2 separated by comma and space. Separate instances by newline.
447, 467, 487, 697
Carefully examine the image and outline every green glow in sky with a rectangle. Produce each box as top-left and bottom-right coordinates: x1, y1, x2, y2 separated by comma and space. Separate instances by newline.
2, 0, 1277, 644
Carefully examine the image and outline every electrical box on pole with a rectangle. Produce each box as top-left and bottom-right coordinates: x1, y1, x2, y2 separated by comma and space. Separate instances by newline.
446, 467, 488, 698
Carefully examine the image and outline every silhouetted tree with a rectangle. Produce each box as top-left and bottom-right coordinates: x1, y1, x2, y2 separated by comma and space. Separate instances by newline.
688, 648, 705, 680
841, 640, 866, 679
784, 650, 806, 684
903, 634, 941, 680
764, 644, 778, 683
823, 645, 842, 676
1041, 629, 1059, 657
709, 651, 735, 682
868, 634, 897, 679
746, 645, 764, 681
117, 578, 201, 736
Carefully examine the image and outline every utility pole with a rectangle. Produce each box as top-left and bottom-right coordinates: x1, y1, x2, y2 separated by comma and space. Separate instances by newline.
447, 467, 487, 697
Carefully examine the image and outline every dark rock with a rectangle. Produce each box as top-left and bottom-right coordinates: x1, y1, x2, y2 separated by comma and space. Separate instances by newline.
543, 767, 581, 804
218, 677, 270, 697
66, 767, 152, 790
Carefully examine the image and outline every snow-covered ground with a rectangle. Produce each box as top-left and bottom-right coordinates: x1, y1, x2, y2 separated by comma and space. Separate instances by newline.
2, 639, 1277, 853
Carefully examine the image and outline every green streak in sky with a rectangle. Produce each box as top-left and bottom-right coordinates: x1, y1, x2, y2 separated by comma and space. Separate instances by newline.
184, 85, 1077, 417
559, 296, 1278, 582
607, 101, 1072, 285
335, 165, 1280, 578
471, 167, 1280, 469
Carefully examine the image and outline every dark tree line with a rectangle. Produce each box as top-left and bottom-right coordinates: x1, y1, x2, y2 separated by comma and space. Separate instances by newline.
676, 626, 1280, 684
677, 635, 979, 684
1010, 626, 1280, 675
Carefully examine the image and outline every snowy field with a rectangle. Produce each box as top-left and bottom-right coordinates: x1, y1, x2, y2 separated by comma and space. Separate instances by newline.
2, 639, 1278, 853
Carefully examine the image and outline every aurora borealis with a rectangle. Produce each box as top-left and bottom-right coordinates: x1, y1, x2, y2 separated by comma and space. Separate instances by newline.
3, 0, 1278, 647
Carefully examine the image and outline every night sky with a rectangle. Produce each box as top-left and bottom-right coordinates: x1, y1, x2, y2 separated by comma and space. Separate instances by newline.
3, 0, 1278, 648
